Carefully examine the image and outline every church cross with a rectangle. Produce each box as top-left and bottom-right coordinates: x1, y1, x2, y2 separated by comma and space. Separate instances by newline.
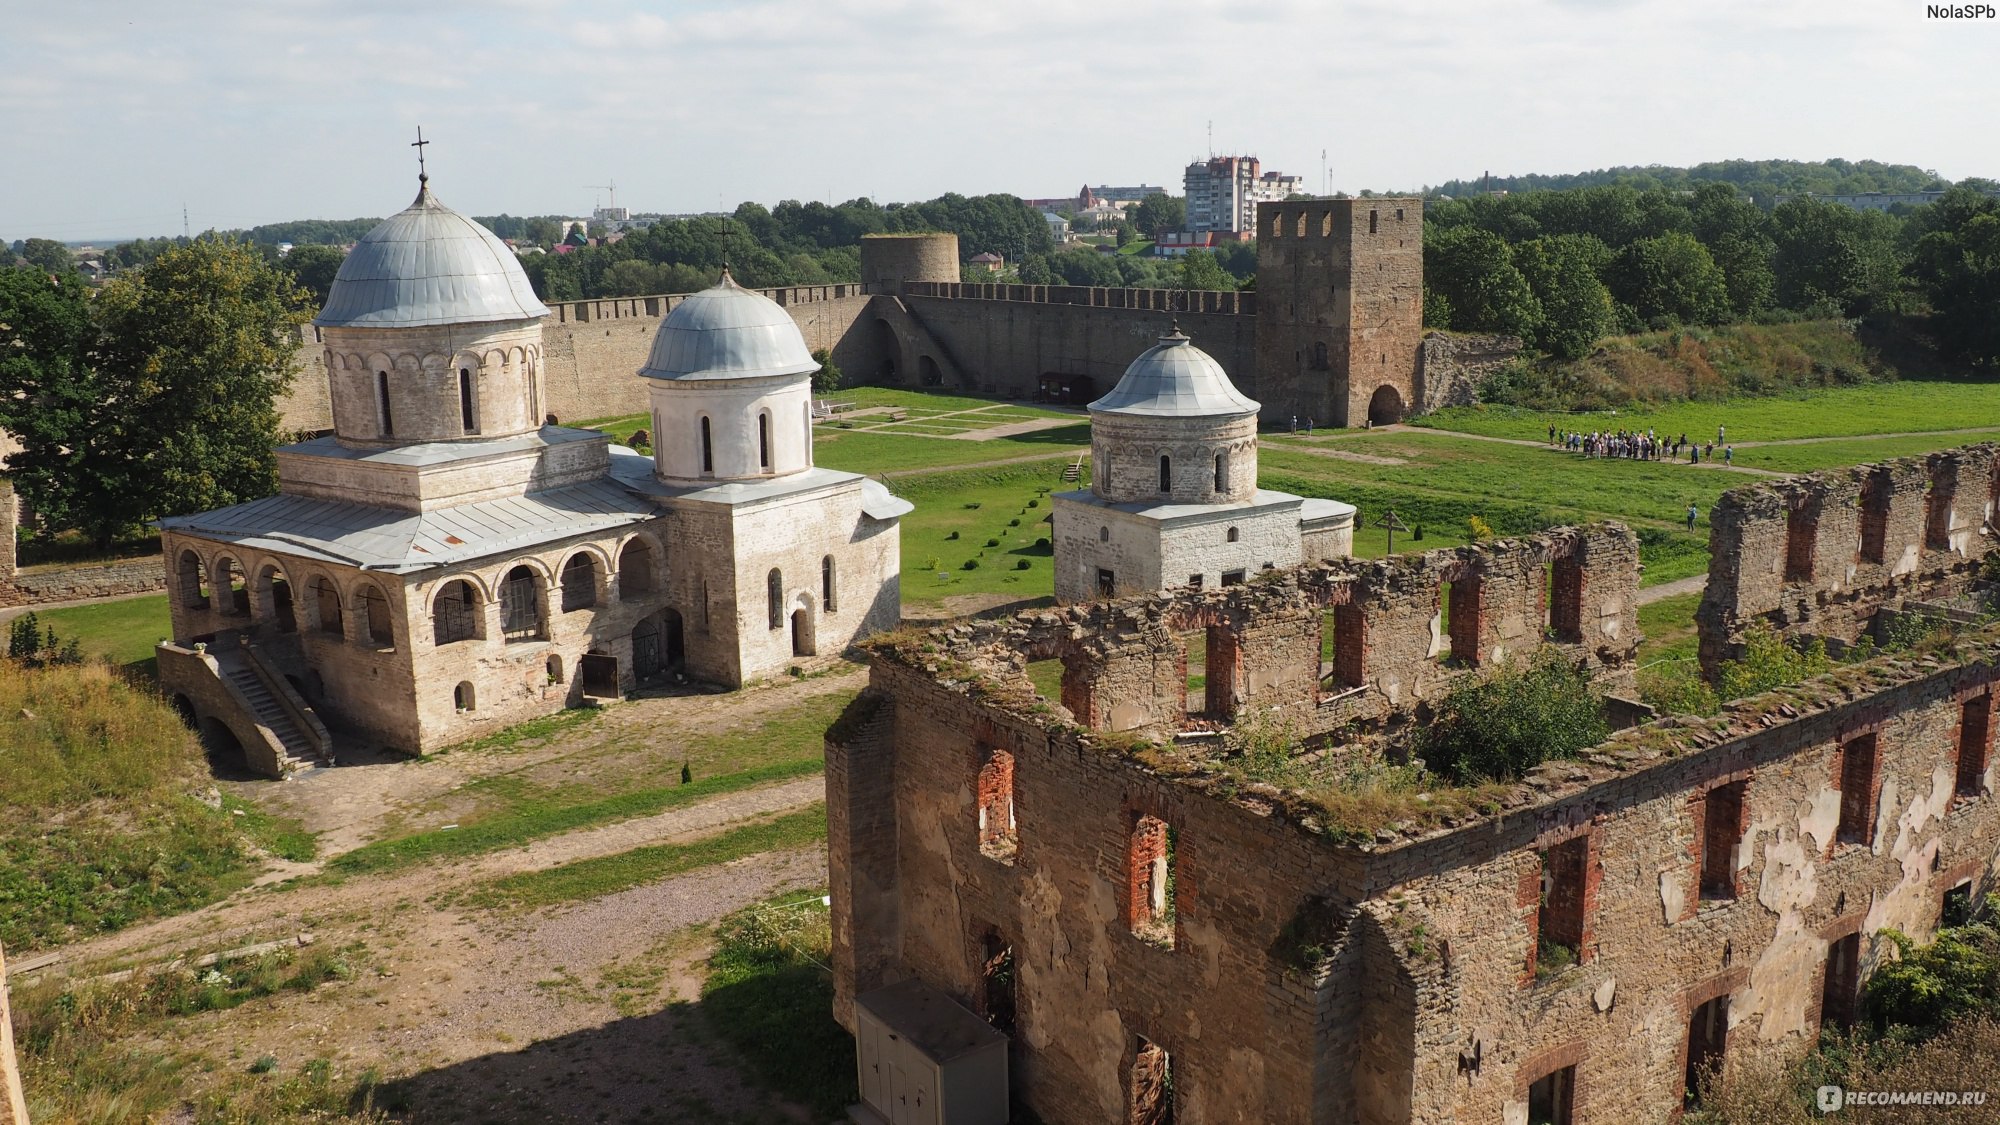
412, 127, 430, 182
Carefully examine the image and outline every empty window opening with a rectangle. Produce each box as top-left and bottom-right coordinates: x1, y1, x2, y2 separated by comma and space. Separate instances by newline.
459, 368, 478, 434
1130, 1036, 1174, 1125
1858, 473, 1891, 564
758, 411, 771, 470
216, 558, 248, 615
1700, 781, 1748, 901
377, 371, 394, 437
1448, 576, 1483, 665
791, 606, 814, 657
1220, 569, 1245, 587
1225, 526, 1239, 544
979, 931, 1016, 1036
1536, 836, 1590, 978
1549, 556, 1584, 643
699, 416, 714, 474
360, 585, 394, 647
1214, 452, 1228, 493
822, 554, 837, 613
1396, 207, 1405, 221
1097, 568, 1116, 598
767, 568, 784, 630
1128, 814, 1177, 949
312, 577, 342, 637
1158, 455, 1172, 494
1187, 574, 1203, 589
178, 551, 209, 609
454, 681, 476, 712
1957, 693, 1992, 799
617, 538, 655, 596
1685, 995, 1730, 1108
1328, 605, 1365, 690
1944, 881, 1975, 928
560, 554, 598, 612
1820, 933, 1860, 1033
432, 579, 480, 644
1785, 503, 1818, 582
1836, 733, 1881, 847
1527, 1064, 1576, 1125
500, 565, 544, 642
1369, 209, 1379, 234
1926, 474, 1955, 550
976, 747, 1018, 863
546, 653, 564, 684
267, 573, 295, 633
1099, 525, 1110, 543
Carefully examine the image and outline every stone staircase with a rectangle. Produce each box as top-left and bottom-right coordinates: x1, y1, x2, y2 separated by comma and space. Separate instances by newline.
207, 646, 332, 775
1062, 453, 1085, 483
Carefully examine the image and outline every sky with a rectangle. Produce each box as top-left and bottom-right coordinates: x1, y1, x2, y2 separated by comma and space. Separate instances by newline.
3, 0, 1994, 241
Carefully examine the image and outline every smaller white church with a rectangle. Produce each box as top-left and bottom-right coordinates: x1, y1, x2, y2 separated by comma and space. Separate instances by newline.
157, 171, 907, 774
1051, 328, 1353, 602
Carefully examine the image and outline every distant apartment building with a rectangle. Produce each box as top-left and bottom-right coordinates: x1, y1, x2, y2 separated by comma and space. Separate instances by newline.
1771, 189, 2000, 212
1184, 157, 1303, 235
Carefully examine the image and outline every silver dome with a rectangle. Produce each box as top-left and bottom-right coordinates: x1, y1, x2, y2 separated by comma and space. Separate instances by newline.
1089, 329, 1260, 418
314, 181, 551, 329
638, 271, 818, 382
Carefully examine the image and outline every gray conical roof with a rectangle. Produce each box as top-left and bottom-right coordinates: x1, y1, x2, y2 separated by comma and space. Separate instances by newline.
637, 270, 817, 382
314, 180, 550, 329
1089, 329, 1259, 417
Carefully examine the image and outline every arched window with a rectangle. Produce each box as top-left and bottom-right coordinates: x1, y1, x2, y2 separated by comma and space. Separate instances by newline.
312, 577, 342, 637
454, 681, 476, 712
700, 416, 714, 474
459, 368, 478, 434
618, 539, 655, 596
767, 568, 784, 630
178, 550, 209, 609
546, 654, 565, 684
1227, 526, 1240, 543
1159, 455, 1172, 494
759, 411, 771, 470
432, 579, 480, 644
377, 371, 394, 437
560, 554, 598, 612
264, 569, 295, 634
822, 554, 837, 613
359, 584, 394, 647
1214, 452, 1228, 493
500, 565, 544, 642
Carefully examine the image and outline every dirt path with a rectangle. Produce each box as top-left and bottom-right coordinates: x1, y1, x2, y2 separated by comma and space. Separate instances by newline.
1334, 426, 1787, 476
1638, 574, 1707, 605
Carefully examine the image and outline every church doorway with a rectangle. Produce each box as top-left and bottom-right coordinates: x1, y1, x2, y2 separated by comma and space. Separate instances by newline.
1367, 384, 1406, 426
791, 607, 816, 657
633, 618, 660, 680
663, 609, 685, 670
580, 651, 620, 699
919, 355, 943, 387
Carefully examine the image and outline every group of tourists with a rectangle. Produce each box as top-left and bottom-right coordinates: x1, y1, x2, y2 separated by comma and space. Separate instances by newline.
1548, 423, 1734, 466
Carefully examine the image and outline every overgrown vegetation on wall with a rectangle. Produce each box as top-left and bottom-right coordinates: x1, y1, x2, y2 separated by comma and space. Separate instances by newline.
1415, 647, 1610, 783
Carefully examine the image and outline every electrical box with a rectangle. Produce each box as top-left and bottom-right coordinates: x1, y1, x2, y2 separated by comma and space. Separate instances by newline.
852, 978, 1009, 1125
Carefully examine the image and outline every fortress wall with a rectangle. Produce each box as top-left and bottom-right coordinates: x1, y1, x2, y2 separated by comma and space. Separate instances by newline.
896, 291, 1256, 401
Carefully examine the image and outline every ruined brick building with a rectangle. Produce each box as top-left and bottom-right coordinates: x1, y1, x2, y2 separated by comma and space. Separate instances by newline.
157, 174, 909, 775
275, 197, 1436, 437
827, 444, 2000, 1123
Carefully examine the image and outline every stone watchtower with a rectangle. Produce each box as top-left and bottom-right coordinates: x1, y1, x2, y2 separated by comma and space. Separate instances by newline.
1051, 329, 1352, 602
859, 233, 960, 296
1252, 197, 1423, 428
315, 178, 554, 444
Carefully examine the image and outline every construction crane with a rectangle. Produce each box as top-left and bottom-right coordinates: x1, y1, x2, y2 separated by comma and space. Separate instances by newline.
586, 181, 618, 212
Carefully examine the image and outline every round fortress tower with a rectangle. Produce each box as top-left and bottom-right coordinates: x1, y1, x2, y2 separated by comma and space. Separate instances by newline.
314, 176, 551, 447
860, 233, 960, 294
638, 270, 821, 484
1089, 328, 1261, 506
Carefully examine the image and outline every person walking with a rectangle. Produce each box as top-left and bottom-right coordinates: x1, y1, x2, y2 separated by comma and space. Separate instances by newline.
1717, 424, 1726, 444
1686, 502, 1699, 531
1305, 417, 1315, 436
1549, 423, 1558, 444
1724, 445, 1734, 465
1290, 414, 1298, 434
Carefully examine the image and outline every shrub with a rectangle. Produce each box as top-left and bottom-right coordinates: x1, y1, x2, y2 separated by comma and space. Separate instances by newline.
962, 559, 980, 570
1008, 518, 1021, 527
1416, 647, 1609, 783
1864, 905, 2000, 1039
963, 502, 982, 510
1015, 559, 1031, 570
1035, 537, 1050, 549
1026, 498, 1039, 508
984, 537, 1000, 547
946, 531, 959, 540
1466, 515, 1495, 542
1715, 624, 1833, 701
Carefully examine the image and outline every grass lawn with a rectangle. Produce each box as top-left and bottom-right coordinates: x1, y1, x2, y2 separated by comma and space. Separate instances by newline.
1415, 380, 2000, 444
1120, 240, 1155, 256
1638, 592, 1703, 669
1730, 432, 2000, 474
31, 593, 172, 678
893, 463, 1067, 607
815, 424, 1088, 476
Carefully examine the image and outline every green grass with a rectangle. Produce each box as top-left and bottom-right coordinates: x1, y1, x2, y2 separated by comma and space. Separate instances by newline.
814, 423, 1088, 475
894, 463, 1065, 605
465, 805, 826, 910
1119, 239, 1155, 256
1417, 380, 2000, 444
221, 795, 318, 862
700, 890, 857, 1119
330, 689, 854, 876
1730, 432, 2000, 474
1638, 592, 1703, 668
30, 593, 172, 676
441, 702, 604, 755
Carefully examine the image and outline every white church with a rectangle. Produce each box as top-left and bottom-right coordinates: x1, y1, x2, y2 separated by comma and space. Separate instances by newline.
1051, 327, 1354, 602
157, 171, 908, 775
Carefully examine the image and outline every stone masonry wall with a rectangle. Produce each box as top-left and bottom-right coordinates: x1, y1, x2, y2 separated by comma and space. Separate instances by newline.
0, 557, 166, 608
1416, 331, 1524, 415
1698, 442, 1999, 673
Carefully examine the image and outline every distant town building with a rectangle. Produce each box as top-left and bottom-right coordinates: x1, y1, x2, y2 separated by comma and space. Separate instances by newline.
1042, 212, 1071, 245
1771, 189, 2000, 212
1152, 230, 1248, 258
969, 252, 1005, 273
1184, 157, 1303, 235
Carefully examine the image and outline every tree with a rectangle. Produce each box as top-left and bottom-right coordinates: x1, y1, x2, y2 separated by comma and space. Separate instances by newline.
280, 244, 346, 307
1906, 188, 2000, 366
18, 238, 72, 276
1173, 250, 1236, 293
1514, 235, 1614, 359
1130, 193, 1185, 238
811, 347, 842, 394
1770, 199, 1870, 314
0, 241, 310, 549
1423, 226, 1541, 337
1609, 232, 1730, 326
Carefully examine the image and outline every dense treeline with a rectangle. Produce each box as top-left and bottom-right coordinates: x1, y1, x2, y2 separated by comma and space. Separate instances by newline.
1428, 158, 1991, 202
1422, 182, 2000, 370
524, 193, 1057, 300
